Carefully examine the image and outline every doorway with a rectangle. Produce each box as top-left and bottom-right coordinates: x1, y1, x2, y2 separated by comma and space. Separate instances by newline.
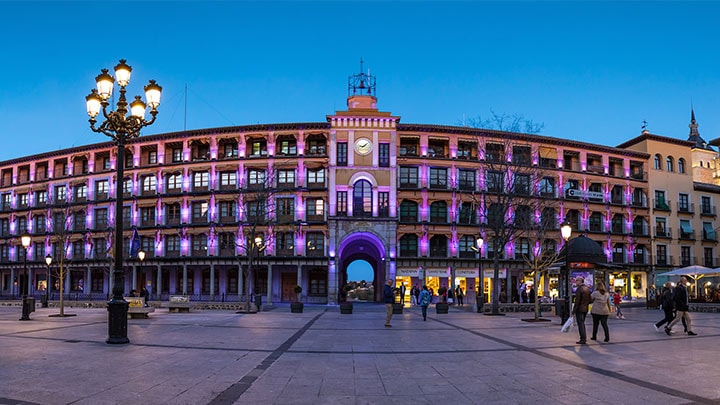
345, 259, 376, 301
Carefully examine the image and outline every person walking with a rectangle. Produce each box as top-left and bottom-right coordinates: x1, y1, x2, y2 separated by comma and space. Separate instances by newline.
414, 285, 421, 306
613, 291, 625, 319
590, 283, 612, 343
419, 285, 432, 321
571, 276, 592, 345
400, 283, 407, 305
410, 285, 418, 306
654, 282, 675, 331
383, 279, 396, 328
455, 286, 464, 306
666, 276, 697, 336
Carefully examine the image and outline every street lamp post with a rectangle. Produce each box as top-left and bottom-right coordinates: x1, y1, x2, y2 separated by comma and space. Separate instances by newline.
44, 254, 53, 308
86, 59, 162, 344
560, 221, 573, 324
475, 236, 484, 313
19, 233, 32, 321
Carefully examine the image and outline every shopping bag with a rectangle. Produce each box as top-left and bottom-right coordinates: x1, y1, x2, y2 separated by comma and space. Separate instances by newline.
560, 316, 574, 333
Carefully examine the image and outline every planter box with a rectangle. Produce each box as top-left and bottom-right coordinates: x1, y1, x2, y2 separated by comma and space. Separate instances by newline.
340, 302, 353, 314
290, 302, 304, 313
436, 302, 449, 314
392, 303, 403, 314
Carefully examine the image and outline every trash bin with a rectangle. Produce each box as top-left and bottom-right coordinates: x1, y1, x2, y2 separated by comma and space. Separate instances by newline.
41, 294, 48, 308
476, 298, 484, 313
555, 299, 568, 324
254, 294, 262, 312
26, 297, 36, 313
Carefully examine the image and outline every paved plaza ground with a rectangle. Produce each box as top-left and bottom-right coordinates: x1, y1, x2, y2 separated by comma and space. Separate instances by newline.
0, 302, 718, 405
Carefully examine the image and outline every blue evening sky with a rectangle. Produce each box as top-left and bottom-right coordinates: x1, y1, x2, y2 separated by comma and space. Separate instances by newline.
1, 1, 719, 162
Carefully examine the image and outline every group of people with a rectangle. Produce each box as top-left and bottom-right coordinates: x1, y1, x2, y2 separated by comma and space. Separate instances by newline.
408, 284, 465, 306
571, 275, 697, 345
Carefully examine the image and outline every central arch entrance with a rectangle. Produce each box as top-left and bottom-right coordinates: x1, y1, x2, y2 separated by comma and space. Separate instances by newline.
338, 232, 386, 302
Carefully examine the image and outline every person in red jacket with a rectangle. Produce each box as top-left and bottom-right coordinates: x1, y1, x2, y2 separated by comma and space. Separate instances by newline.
613, 291, 624, 319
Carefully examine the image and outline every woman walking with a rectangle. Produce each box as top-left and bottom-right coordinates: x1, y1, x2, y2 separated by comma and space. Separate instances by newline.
590, 283, 612, 343
418, 285, 432, 321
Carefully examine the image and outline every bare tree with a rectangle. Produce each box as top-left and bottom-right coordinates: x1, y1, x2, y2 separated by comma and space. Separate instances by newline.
472, 136, 558, 315
48, 205, 74, 317
462, 110, 544, 135
520, 222, 563, 321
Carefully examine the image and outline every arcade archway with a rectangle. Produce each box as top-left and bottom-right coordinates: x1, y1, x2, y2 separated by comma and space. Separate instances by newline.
338, 232, 386, 302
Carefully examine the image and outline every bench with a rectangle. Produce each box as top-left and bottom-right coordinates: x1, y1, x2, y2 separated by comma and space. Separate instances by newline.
123, 297, 155, 319
168, 295, 192, 313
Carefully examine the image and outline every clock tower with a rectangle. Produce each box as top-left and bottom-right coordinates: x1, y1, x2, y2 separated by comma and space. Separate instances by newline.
325, 64, 401, 303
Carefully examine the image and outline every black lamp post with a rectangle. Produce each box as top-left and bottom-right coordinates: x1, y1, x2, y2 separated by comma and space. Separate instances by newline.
19, 233, 32, 321
44, 254, 52, 308
475, 236, 484, 313
559, 221, 573, 324
86, 59, 162, 344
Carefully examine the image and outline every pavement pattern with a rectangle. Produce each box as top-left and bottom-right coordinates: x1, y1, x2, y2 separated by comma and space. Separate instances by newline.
0, 303, 718, 405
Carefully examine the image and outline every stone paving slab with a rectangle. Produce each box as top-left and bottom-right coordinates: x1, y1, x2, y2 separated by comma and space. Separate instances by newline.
0, 304, 718, 404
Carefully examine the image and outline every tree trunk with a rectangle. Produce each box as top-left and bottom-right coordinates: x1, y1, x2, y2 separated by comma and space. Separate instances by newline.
491, 254, 501, 315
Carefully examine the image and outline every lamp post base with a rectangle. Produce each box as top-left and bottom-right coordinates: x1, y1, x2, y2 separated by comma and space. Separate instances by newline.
106, 298, 129, 344
19, 296, 31, 321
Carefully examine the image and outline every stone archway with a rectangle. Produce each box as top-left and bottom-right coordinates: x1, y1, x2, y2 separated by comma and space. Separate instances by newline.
337, 232, 386, 302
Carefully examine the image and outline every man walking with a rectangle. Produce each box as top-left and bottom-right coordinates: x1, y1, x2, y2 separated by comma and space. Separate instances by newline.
571, 276, 592, 345
666, 276, 697, 336
384, 279, 396, 328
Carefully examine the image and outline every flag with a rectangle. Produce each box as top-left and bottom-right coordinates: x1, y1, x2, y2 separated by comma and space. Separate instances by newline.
129, 228, 140, 258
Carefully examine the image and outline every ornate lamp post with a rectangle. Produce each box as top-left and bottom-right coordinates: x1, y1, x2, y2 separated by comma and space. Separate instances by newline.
44, 254, 53, 308
19, 233, 32, 320
86, 59, 161, 344
559, 221, 573, 324
475, 236, 484, 313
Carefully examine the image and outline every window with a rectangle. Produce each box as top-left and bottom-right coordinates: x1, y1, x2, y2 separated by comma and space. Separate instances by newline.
140, 207, 155, 226
681, 246, 691, 266
123, 207, 131, 228
307, 169, 325, 187
399, 138, 419, 156
632, 188, 646, 207
95, 180, 109, 198
654, 154, 662, 170
678, 194, 690, 212
102, 156, 111, 170
429, 201, 447, 223
458, 202, 476, 224
429, 168, 447, 189
223, 143, 238, 158
486, 143, 504, 162
220, 171, 237, 188
306, 198, 325, 220
248, 169, 266, 188
306, 232, 324, 256
142, 176, 156, 194
458, 235, 477, 258
123, 178, 132, 195
457, 141, 476, 160
277, 137, 297, 155
246, 200, 266, 221
655, 218, 667, 238
378, 192, 389, 217
612, 244, 625, 263
352, 180, 372, 217
458, 169, 475, 191
656, 245, 667, 265
17, 217, 28, 233
33, 215, 46, 234
336, 191, 347, 216
703, 222, 716, 241
704, 248, 714, 267
666, 156, 674, 172
192, 202, 208, 223
487, 237, 504, 259
378, 143, 390, 167
487, 171, 504, 193
512, 145, 531, 165
192, 234, 208, 255
589, 212, 603, 232
74, 185, 87, 201
632, 217, 647, 236
248, 139, 267, 156
55, 185, 66, 203
337, 142, 348, 166
0, 219, 10, 236
193, 171, 209, 189
513, 174, 531, 195
514, 205, 533, 229
275, 231, 294, 255
35, 190, 47, 205
611, 214, 624, 234
540, 177, 556, 197
72, 240, 84, 259
515, 238, 530, 260
540, 207, 557, 230
276, 198, 294, 223
166, 203, 181, 225
277, 170, 295, 188
679, 220, 693, 239
95, 208, 108, 230
166, 173, 182, 192
125, 152, 133, 168
429, 235, 448, 257
399, 166, 419, 188
73, 210, 85, 231
654, 190, 668, 210
219, 201, 237, 222
147, 150, 157, 165
678, 158, 686, 174
172, 148, 183, 163
400, 200, 418, 222
701, 196, 713, 215
309, 269, 327, 296
610, 185, 624, 204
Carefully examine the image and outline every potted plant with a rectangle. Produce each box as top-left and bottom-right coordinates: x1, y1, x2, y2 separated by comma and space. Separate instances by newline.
436, 286, 449, 314
340, 283, 354, 314
290, 285, 304, 313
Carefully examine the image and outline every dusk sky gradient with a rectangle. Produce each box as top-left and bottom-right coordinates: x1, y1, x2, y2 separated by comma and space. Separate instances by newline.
1, 1, 719, 162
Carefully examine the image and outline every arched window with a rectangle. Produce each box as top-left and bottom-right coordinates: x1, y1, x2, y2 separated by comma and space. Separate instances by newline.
429, 201, 447, 223
352, 179, 372, 218
514, 238, 530, 260
666, 156, 674, 172
458, 235, 477, 258
429, 235, 448, 257
589, 212, 604, 232
612, 243, 625, 263
399, 234, 418, 257
654, 154, 662, 170
678, 158, 686, 173
399, 200, 418, 222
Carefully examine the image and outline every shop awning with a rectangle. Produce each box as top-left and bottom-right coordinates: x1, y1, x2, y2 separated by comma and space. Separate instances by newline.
539, 146, 557, 159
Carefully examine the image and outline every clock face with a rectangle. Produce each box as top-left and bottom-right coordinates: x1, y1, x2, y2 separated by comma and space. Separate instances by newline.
354, 138, 372, 155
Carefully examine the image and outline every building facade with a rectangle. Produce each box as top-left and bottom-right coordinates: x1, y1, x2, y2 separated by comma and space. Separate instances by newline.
7, 71, 720, 306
